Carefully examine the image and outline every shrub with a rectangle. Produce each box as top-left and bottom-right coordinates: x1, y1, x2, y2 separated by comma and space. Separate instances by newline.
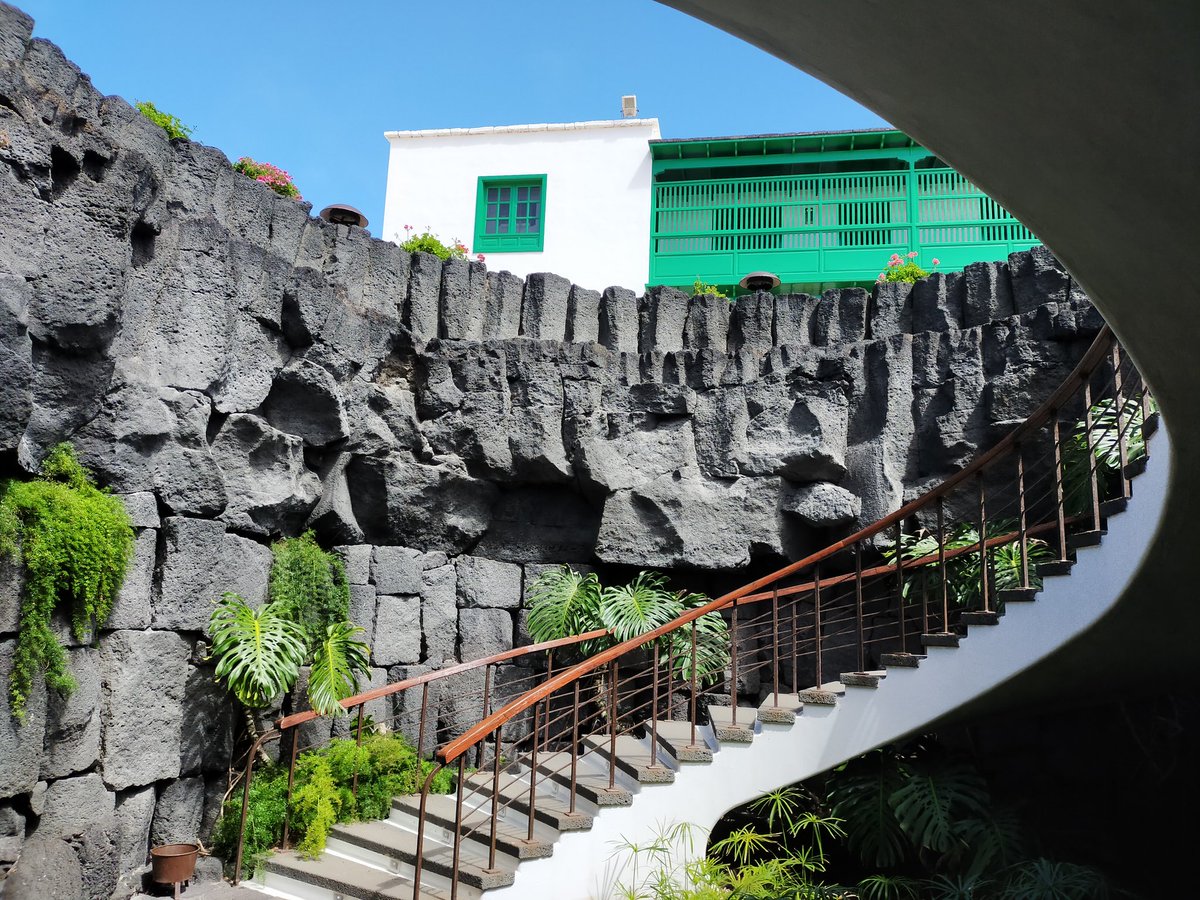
233, 157, 301, 199
135, 100, 192, 141
210, 732, 457, 877
691, 278, 729, 301
396, 224, 468, 260
878, 251, 939, 284
0, 444, 134, 720
268, 532, 350, 652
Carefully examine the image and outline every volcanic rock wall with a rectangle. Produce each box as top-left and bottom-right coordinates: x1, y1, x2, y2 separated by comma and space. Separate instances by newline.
0, 3, 1103, 896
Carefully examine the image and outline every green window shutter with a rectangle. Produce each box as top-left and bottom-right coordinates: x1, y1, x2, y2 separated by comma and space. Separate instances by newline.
474, 174, 547, 253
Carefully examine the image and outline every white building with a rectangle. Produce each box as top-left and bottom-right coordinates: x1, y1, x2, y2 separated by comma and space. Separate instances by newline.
381, 117, 661, 292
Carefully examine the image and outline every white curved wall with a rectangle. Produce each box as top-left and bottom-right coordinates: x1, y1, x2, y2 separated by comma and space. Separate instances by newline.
489, 424, 1173, 899
381, 119, 660, 293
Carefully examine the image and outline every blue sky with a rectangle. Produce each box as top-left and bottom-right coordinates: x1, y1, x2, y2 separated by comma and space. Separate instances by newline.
19, 0, 888, 230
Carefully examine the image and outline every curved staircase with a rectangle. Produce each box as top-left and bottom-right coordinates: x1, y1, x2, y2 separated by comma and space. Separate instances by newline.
244, 329, 1168, 900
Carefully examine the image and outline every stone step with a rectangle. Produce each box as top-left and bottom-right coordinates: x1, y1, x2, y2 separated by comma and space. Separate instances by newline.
796, 681, 844, 705
535, 751, 634, 806
582, 733, 677, 783
391, 793, 555, 861
263, 849, 473, 900
652, 719, 713, 763
707, 705, 757, 742
758, 692, 804, 724
997, 588, 1039, 603
462, 770, 594, 833
1069, 529, 1105, 549
1037, 559, 1075, 577
879, 652, 924, 668
961, 611, 1001, 626
921, 632, 960, 648
840, 670, 887, 688
1099, 496, 1129, 517
1123, 456, 1148, 479
327, 818, 515, 890
1143, 411, 1160, 439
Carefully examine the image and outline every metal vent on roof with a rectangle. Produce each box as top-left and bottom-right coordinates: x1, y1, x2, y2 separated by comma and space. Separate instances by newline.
621, 95, 638, 118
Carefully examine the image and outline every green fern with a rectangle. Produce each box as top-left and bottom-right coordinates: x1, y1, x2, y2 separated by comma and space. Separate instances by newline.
857, 874, 921, 900
269, 531, 351, 652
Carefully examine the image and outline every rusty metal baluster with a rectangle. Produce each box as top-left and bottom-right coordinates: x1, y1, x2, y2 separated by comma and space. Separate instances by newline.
352, 703, 365, 800
936, 497, 948, 630
281, 726, 299, 849
920, 568, 929, 636
1111, 344, 1130, 497
1053, 413, 1068, 560
478, 664, 493, 770
791, 594, 800, 690
813, 563, 823, 691
488, 726, 503, 871
541, 651, 554, 754
894, 521, 906, 653
854, 542, 865, 671
527, 701, 541, 842
1017, 446, 1029, 589
689, 624, 699, 750
233, 730, 278, 885
569, 682, 581, 814
1083, 380, 1101, 533
608, 660, 619, 789
417, 682, 430, 760
730, 597, 740, 724
771, 587, 781, 707
977, 473, 990, 613
412, 763, 444, 900
450, 756, 466, 900
650, 644, 660, 768
666, 641, 676, 721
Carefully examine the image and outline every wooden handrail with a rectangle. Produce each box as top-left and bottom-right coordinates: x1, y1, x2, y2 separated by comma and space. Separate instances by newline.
277, 627, 610, 730
436, 326, 1116, 763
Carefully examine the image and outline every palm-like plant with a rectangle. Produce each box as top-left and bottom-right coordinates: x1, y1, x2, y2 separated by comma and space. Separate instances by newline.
600, 572, 685, 643
526, 566, 605, 649
308, 621, 372, 716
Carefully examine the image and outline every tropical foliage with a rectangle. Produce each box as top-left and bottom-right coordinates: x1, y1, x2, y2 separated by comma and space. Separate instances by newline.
0, 443, 134, 720
525, 566, 730, 687
1063, 395, 1154, 516
210, 731, 456, 877
268, 531, 351, 652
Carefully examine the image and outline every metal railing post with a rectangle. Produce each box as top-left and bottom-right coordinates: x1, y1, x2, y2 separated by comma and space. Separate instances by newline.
1017, 445, 1030, 589
1053, 412, 1068, 561
854, 542, 865, 670
813, 563, 823, 691
894, 520, 906, 653
977, 473, 990, 613
730, 597, 739, 723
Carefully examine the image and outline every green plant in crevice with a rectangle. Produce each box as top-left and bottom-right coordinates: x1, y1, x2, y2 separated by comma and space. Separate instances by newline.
0, 443, 134, 721
268, 531, 351, 652
233, 156, 301, 199
691, 278, 729, 301
1062, 394, 1155, 517
396, 223, 468, 260
135, 100, 193, 140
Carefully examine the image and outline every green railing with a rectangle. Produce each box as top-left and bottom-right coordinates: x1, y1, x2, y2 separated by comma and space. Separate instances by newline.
649, 166, 1038, 289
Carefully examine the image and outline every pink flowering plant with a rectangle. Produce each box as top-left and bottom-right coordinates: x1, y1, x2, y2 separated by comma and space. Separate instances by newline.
233, 157, 301, 200
877, 251, 940, 284
396, 224, 469, 261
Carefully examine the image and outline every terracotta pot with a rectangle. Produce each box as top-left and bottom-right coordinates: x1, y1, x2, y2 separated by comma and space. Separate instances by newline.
149, 843, 199, 884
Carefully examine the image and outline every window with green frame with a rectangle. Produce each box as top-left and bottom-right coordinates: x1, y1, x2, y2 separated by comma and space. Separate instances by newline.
474, 174, 546, 252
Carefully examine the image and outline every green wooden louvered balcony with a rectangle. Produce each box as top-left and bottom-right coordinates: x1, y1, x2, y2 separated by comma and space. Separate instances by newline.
649, 130, 1040, 293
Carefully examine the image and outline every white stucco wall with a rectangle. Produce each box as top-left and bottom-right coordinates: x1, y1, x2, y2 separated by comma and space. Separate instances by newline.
382, 119, 660, 293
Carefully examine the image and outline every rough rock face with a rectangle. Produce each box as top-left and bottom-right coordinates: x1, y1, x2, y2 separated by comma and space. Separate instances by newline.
0, 5, 1102, 892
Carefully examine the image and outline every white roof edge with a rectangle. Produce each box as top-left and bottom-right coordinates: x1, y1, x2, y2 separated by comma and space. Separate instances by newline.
384, 117, 661, 140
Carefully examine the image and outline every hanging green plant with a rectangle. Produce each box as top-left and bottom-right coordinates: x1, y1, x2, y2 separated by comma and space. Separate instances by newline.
0, 443, 134, 721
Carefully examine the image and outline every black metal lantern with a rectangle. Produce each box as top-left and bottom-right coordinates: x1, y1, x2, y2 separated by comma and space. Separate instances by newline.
319, 204, 369, 228
739, 270, 780, 292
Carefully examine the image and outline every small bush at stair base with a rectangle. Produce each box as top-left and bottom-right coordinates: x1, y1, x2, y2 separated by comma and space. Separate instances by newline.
0, 443, 134, 721
211, 731, 456, 878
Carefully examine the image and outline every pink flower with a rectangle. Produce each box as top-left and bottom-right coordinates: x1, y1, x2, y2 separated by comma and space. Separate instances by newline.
876, 273, 886, 283
931, 258, 940, 266
906, 251, 918, 259
889, 254, 902, 265
476, 253, 486, 262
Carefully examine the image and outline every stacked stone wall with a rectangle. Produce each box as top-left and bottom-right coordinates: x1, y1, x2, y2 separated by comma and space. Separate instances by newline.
0, 4, 1103, 896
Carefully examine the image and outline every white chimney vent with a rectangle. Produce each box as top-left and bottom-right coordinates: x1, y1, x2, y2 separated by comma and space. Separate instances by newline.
621, 95, 638, 118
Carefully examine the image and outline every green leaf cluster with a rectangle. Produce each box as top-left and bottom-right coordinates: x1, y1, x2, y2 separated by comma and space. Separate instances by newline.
210, 731, 456, 878
525, 566, 730, 688
268, 532, 351, 652
691, 278, 729, 301
0, 443, 134, 720
397, 227, 468, 260
1063, 395, 1153, 517
135, 100, 193, 141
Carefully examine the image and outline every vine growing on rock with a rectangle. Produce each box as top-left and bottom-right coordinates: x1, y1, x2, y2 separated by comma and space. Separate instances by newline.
0, 443, 134, 721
